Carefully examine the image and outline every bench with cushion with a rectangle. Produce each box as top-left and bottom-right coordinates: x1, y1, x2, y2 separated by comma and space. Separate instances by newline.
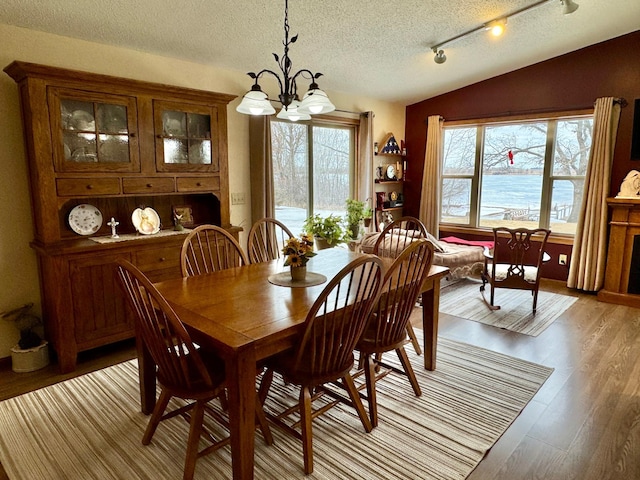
360, 231, 487, 280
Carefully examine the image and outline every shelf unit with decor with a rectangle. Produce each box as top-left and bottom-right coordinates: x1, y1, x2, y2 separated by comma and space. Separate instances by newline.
5, 61, 238, 372
374, 133, 406, 230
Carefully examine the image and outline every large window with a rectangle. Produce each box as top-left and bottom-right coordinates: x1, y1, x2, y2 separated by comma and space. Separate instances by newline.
441, 115, 593, 235
271, 119, 355, 235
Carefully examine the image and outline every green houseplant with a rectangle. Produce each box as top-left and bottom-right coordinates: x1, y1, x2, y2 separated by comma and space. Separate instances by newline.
303, 214, 347, 249
345, 199, 366, 239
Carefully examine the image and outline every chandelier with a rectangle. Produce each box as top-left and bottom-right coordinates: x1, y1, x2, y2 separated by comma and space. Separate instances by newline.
236, 0, 335, 121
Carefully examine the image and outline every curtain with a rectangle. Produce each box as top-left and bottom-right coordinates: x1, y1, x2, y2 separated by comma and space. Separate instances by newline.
419, 115, 444, 236
356, 112, 374, 209
567, 97, 622, 291
249, 116, 275, 224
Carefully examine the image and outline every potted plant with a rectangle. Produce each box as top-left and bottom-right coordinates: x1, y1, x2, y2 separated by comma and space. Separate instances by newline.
303, 213, 347, 249
363, 206, 374, 229
345, 199, 366, 239
281, 234, 317, 281
1, 302, 50, 372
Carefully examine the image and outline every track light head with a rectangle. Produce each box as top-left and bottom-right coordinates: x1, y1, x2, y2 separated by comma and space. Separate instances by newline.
433, 49, 446, 64
485, 19, 507, 37
561, 0, 579, 15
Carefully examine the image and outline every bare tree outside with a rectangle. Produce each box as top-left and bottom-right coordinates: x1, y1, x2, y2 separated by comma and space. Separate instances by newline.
271, 120, 353, 234
441, 116, 593, 234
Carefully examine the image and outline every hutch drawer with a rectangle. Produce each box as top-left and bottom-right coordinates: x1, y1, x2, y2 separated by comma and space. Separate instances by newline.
56, 178, 121, 196
177, 176, 220, 192
122, 177, 175, 194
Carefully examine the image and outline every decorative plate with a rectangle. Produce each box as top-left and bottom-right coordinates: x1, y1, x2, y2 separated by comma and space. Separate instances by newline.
68, 204, 103, 236
132, 207, 161, 235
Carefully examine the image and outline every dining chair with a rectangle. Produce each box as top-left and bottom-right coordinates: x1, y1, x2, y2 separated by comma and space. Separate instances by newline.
247, 217, 294, 264
372, 215, 429, 355
259, 254, 384, 474
114, 259, 272, 480
357, 239, 435, 427
480, 227, 551, 313
180, 224, 248, 277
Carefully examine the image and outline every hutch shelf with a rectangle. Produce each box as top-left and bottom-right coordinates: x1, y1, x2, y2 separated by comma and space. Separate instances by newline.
5, 61, 238, 372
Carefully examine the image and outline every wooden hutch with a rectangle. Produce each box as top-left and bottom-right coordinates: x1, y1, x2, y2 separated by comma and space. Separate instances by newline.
5, 61, 237, 372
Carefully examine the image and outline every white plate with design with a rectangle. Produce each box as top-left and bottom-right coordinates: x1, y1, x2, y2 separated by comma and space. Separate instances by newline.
68, 204, 103, 235
132, 207, 161, 235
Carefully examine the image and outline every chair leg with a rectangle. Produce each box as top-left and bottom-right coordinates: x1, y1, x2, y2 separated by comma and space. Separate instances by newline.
254, 393, 273, 446
142, 389, 172, 445
183, 400, 206, 480
300, 386, 314, 474
258, 368, 274, 405
533, 288, 539, 313
396, 347, 421, 397
362, 353, 378, 428
342, 373, 373, 433
405, 323, 422, 356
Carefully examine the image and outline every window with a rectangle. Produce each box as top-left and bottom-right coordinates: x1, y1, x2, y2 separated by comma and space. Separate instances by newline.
271, 119, 355, 234
441, 115, 593, 235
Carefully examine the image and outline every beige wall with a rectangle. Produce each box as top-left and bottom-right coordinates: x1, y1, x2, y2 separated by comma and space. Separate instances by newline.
0, 24, 405, 359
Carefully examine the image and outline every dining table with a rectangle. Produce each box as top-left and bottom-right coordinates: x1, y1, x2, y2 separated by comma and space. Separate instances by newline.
149, 247, 449, 479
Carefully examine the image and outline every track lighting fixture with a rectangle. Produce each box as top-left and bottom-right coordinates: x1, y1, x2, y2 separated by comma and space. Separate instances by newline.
485, 19, 507, 37
430, 0, 579, 64
433, 49, 447, 64
561, 0, 579, 15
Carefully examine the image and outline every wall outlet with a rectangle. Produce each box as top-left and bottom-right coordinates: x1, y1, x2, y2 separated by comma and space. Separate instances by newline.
559, 254, 568, 266
231, 192, 246, 205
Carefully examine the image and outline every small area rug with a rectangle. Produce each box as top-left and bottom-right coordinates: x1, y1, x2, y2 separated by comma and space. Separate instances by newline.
440, 279, 578, 336
0, 337, 553, 480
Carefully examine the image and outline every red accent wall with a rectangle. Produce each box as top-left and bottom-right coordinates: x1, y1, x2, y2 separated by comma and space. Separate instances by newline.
404, 30, 640, 280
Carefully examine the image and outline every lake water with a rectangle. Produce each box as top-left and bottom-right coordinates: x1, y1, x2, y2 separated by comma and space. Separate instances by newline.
447, 174, 577, 220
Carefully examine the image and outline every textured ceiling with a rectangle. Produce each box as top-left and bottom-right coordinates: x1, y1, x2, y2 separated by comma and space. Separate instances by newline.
0, 0, 638, 105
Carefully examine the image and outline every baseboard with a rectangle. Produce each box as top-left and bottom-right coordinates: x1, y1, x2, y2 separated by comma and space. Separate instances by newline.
0, 355, 11, 371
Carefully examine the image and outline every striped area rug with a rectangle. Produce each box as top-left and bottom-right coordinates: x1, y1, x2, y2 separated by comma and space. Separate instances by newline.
440, 279, 578, 336
0, 338, 553, 479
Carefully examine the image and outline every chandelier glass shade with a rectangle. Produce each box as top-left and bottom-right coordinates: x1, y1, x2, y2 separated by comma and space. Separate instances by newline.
236, 0, 335, 120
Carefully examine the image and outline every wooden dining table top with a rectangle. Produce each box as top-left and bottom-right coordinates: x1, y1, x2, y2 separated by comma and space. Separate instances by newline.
155, 248, 376, 360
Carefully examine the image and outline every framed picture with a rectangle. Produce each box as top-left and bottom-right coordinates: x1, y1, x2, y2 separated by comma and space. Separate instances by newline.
172, 205, 194, 227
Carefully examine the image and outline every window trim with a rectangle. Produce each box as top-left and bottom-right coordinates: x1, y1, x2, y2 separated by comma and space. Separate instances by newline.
441, 109, 594, 239
271, 116, 358, 219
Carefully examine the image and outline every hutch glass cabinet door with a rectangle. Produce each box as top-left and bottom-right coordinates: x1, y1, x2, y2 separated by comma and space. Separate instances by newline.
154, 100, 219, 172
48, 88, 140, 173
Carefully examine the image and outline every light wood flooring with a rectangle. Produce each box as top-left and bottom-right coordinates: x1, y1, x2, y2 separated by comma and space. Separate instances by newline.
0, 280, 639, 479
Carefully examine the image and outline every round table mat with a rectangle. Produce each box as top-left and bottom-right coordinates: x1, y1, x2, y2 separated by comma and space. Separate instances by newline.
268, 271, 327, 288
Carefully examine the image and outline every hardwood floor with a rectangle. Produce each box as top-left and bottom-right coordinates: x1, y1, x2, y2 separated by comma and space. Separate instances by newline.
0, 280, 638, 479
433, 280, 640, 480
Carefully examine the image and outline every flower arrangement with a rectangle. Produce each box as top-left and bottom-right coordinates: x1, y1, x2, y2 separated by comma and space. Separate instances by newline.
282, 234, 317, 267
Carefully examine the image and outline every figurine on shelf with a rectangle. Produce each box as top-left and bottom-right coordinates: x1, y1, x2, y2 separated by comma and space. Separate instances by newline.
107, 217, 119, 238
174, 213, 184, 231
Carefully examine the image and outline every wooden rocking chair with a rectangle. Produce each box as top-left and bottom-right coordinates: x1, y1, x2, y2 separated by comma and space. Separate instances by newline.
480, 227, 551, 313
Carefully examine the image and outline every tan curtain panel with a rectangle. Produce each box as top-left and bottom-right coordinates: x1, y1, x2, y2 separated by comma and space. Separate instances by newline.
567, 97, 622, 291
356, 112, 375, 209
419, 115, 444, 236
249, 116, 275, 224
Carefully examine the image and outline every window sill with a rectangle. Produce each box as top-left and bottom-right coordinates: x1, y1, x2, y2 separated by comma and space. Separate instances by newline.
439, 224, 575, 246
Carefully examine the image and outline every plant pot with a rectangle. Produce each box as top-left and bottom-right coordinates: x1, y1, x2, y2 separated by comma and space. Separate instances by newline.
11, 340, 49, 373
290, 266, 307, 282
314, 237, 335, 250
364, 218, 372, 228
349, 224, 360, 239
